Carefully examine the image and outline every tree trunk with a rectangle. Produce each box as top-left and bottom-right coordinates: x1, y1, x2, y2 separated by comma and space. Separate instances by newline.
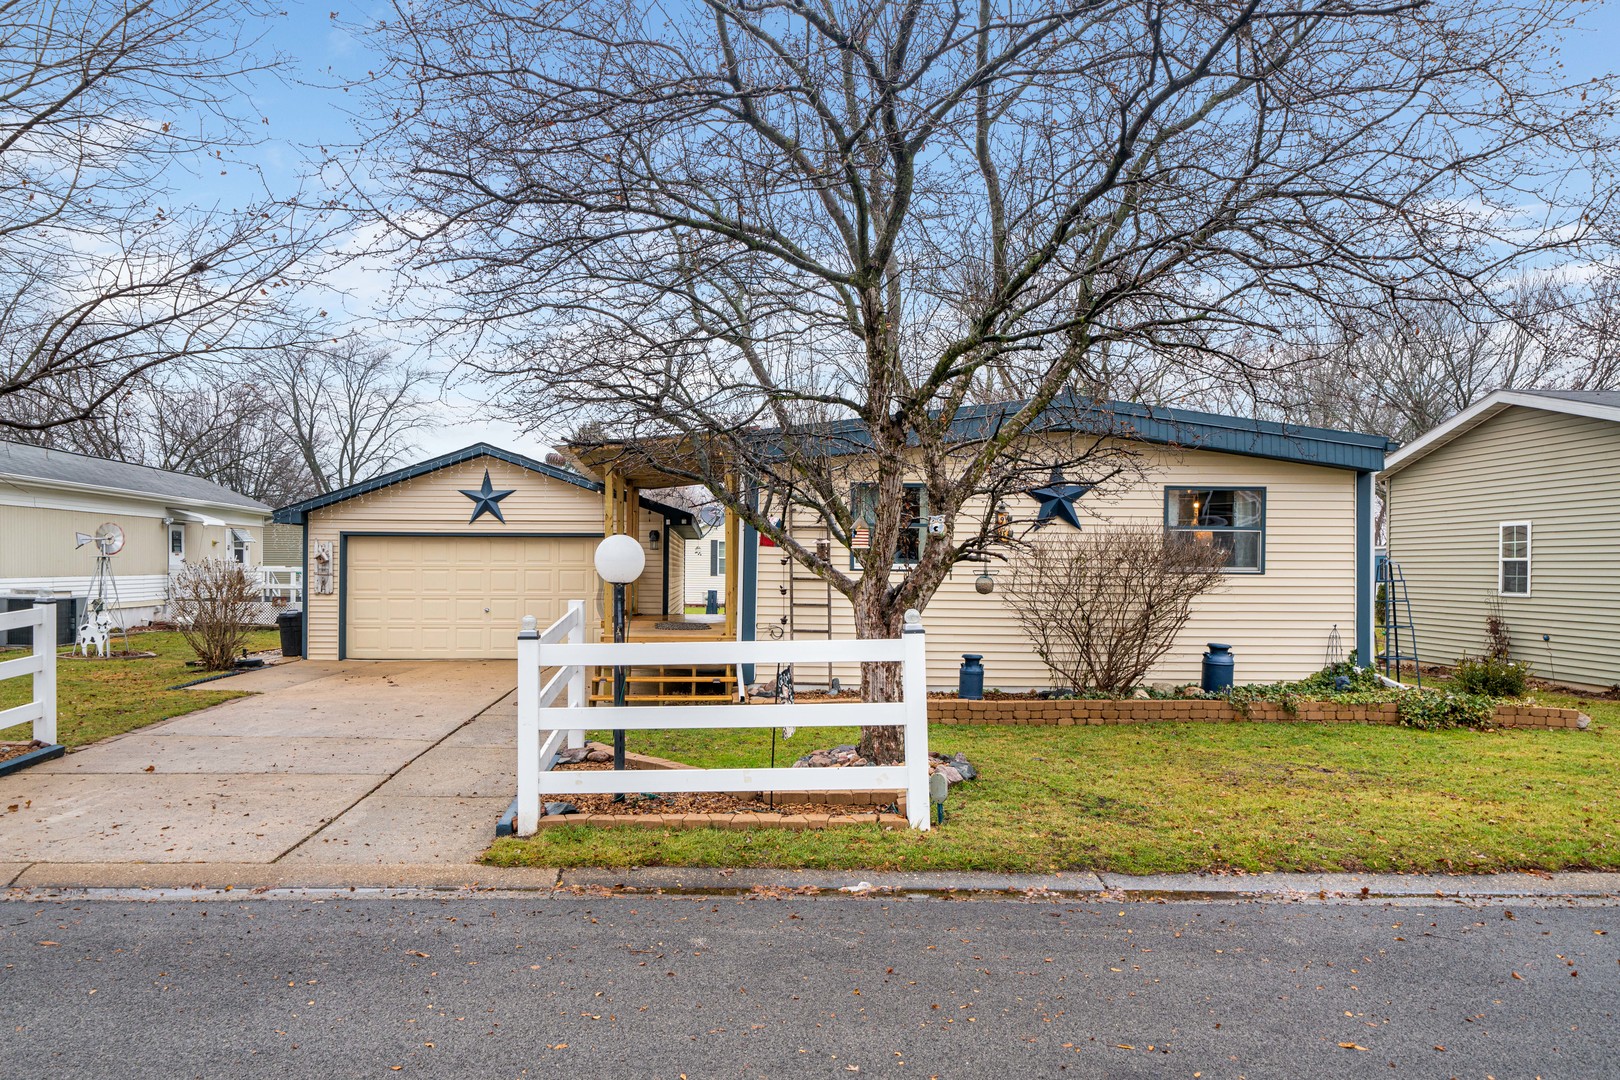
853, 588, 905, 764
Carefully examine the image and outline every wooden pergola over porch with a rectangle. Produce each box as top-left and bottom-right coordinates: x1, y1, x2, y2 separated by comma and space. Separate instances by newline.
584, 448, 741, 644
579, 444, 744, 702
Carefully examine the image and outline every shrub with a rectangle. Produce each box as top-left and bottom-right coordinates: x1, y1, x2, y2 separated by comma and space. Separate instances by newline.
1453, 655, 1531, 698
170, 559, 260, 670
1003, 525, 1228, 694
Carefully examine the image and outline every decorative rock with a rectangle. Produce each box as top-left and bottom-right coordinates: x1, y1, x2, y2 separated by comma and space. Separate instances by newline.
950, 755, 978, 781
935, 765, 964, 784
544, 802, 578, 816
1151, 682, 1175, 693
832, 744, 857, 755
584, 748, 614, 763
555, 746, 590, 765
1131, 688, 1151, 700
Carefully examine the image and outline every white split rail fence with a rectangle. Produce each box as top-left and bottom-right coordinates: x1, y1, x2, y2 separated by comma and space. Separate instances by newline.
0, 605, 57, 745
516, 599, 930, 835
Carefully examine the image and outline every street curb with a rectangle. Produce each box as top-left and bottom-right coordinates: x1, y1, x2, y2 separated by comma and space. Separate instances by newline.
5, 863, 1619, 900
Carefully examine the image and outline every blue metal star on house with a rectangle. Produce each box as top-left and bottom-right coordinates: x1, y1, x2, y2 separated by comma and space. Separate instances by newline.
1026, 470, 1091, 529
460, 469, 515, 523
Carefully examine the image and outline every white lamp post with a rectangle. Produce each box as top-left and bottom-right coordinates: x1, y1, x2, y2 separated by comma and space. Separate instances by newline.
594, 534, 645, 783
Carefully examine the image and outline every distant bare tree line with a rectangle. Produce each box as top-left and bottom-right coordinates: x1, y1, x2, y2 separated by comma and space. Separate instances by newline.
2, 338, 436, 505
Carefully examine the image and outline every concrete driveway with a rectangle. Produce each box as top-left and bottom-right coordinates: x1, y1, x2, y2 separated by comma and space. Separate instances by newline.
0, 660, 520, 870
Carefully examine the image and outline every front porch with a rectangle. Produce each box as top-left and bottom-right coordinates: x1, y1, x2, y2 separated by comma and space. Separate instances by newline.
583, 454, 746, 705
588, 615, 742, 704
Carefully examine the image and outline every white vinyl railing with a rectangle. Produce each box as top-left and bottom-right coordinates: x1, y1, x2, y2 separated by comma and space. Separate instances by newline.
255, 565, 303, 605
0, 605, 57, 744
515, 600, 930, 835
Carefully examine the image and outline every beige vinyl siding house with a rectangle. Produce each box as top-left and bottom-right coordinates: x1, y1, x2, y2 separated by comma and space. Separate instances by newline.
734, 399, 1391, 692
0, 440, 270, 626
276, 445, 698, 660
1382, 389, 1620, 689
753, 445, 1363, 689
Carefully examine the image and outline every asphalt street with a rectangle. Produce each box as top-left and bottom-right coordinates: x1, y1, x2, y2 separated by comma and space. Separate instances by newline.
2, 893, 1615, 1079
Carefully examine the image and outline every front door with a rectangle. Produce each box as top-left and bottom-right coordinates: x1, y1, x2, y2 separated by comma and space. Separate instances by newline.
168, 525, 186, 571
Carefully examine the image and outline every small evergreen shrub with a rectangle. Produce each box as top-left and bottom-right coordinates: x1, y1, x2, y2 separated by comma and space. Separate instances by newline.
1453, 655, 1531, 698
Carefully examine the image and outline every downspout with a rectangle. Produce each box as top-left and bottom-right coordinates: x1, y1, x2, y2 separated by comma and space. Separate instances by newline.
1355, 470, 1374, 669
298, 516, 309, 658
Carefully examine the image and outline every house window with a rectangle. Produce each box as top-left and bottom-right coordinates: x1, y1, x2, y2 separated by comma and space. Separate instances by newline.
1165, 487, 1266, 572
229, 528, 253, 566
1499, 522, 1531, 596
710, 539, 726, 576
850, 482, 927, 568
168, 525, 185, 558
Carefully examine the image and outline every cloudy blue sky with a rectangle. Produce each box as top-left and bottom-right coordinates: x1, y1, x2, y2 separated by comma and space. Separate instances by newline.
210, 1, 1620, 458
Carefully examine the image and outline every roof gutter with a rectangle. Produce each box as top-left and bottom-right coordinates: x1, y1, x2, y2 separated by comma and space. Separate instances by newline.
0, 471, 271, 518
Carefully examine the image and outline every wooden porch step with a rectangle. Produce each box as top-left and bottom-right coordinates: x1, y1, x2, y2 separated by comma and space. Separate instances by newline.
588, 693, 737, 703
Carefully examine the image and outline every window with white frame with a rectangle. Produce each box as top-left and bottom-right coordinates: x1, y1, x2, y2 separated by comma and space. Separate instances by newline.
1499, 522, 1531, 596
710, 539, 726, 576
229, 528, 253, 566
1164, 487, 1266, 572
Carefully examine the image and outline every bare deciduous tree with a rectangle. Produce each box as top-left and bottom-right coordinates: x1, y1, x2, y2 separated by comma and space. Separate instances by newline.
1004, 526, 1229, 694
271, 338, 435, 495
170, 559, 261, 669
360, 0, 1617, 759
0, 0, 333, 432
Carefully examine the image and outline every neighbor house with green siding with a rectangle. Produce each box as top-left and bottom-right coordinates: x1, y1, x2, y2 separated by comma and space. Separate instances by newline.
1382, 389, 1620, 689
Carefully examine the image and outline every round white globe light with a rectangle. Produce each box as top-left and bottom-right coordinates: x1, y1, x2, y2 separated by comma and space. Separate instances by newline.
594, 534, 646, 584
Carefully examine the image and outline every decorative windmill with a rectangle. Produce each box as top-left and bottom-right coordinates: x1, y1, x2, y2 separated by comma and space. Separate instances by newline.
73, 522, 129, 656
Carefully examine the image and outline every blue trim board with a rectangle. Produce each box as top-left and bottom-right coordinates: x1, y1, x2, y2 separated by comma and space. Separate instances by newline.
1355, 470, 1374, 668
300, 521, 309, 657
274, 443, 697, 532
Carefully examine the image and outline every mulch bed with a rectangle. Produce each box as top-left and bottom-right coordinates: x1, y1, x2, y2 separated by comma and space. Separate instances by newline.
0, 740, 45, 766
546, 762, 893, 819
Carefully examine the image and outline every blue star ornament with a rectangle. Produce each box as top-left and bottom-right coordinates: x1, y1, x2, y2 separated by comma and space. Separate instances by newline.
460, 469, 515, 523
1026, 472, 1091, 529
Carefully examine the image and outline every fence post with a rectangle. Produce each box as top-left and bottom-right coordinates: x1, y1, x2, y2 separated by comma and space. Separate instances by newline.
565, 599, 586, 749
516, 614, 541, 835
32, 604, 56, 746
901, 614, 929, 830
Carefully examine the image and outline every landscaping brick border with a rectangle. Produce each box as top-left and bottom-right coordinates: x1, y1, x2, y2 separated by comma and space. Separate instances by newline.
530, 749, 907, 830
929, 698, 1590, 730
531, 810, 910, 830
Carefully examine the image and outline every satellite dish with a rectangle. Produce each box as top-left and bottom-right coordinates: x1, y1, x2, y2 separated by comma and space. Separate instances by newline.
75, 522, 124, 556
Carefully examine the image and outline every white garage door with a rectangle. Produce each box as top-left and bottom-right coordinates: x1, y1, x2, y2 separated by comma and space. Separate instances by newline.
345, 535, 596, 659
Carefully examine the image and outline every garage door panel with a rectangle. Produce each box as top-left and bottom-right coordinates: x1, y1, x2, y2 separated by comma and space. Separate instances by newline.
345, 535, 598, 659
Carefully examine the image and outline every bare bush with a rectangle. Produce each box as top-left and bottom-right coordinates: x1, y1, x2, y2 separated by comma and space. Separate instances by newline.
170, 560, 260, 671
1004, 526, 1229, 694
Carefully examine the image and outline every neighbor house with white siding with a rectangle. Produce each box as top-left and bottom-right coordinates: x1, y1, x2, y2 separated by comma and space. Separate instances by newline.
0, 440, 272, 630
1382, 389, 1620, 689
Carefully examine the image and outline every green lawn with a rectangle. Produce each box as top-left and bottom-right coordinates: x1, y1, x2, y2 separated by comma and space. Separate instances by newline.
0, 630, 278, 748
486, 697, 1619, 874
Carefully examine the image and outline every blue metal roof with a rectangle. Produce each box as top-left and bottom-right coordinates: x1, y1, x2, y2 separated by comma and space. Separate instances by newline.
272, 443, 695, 529
750, 394, 1394, 473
